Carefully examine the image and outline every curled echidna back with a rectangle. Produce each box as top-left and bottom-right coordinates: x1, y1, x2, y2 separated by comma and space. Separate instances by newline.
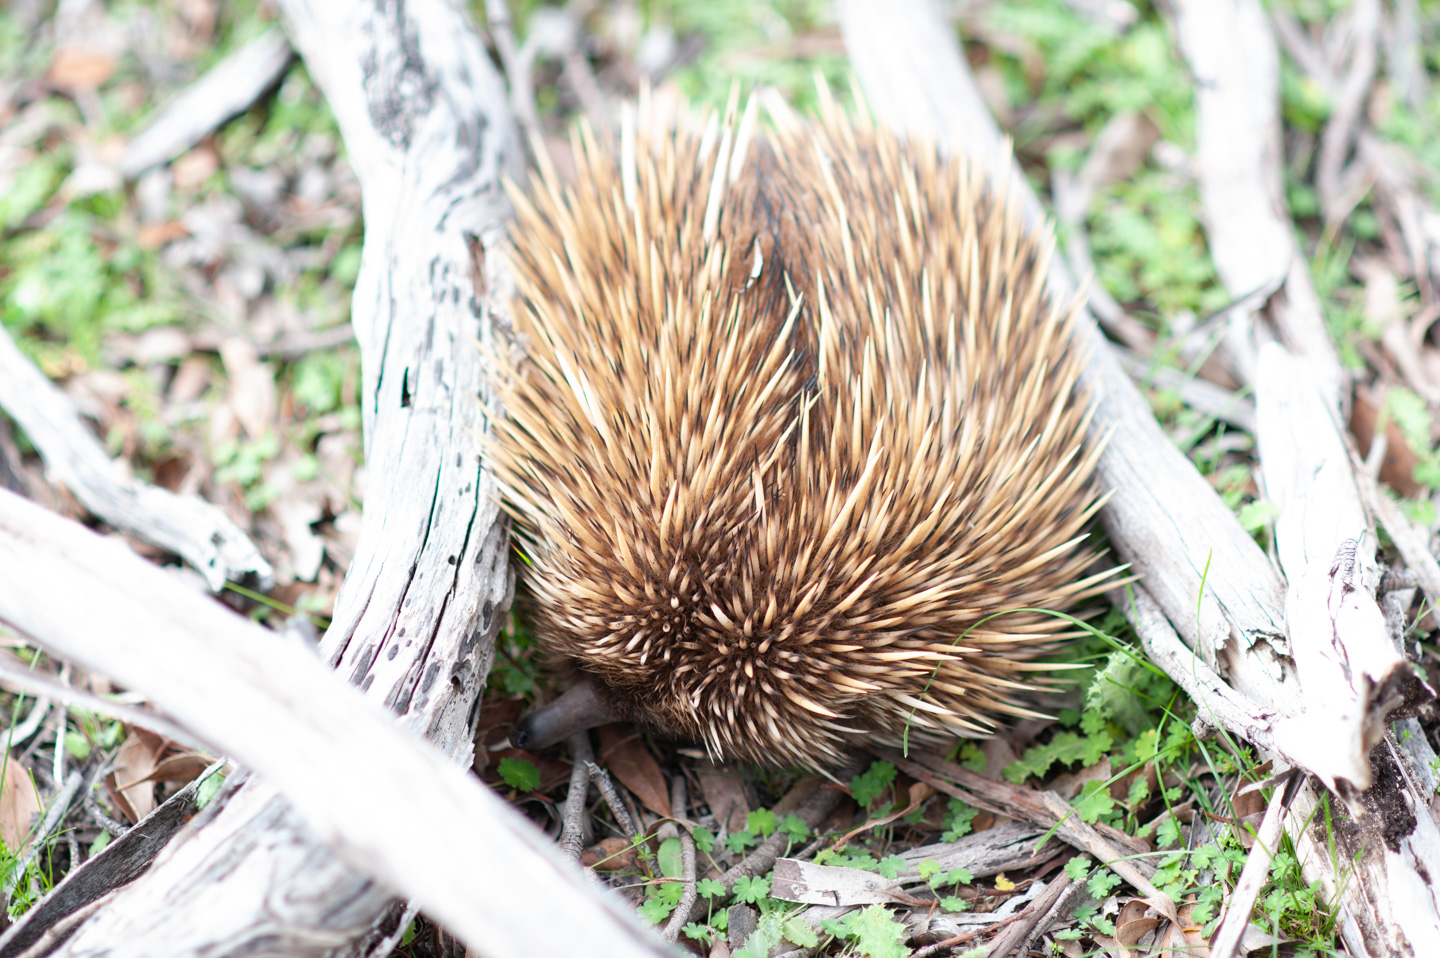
492, 85, 1115, 768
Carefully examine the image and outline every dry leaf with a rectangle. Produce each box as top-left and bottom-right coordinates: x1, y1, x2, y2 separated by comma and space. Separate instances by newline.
581, 836, 636, 871
1351, 384, 1423, 497
172, 146, 221, 192
0, 755, 41, 852
697, 767, 750, 839
1170, 901, 1212, 958
1090, 931, 1126, 958
219, 337, 278, 439
136, 221, 191, 251
48, 47, 116, 91
833, 780, 934, 846
1116, 898, 1162, 948
128, 752, 213, 789
169, 355, 212, 405
268, 446, 328, 581
596, 724, 670, 818
112, 729, 164, 822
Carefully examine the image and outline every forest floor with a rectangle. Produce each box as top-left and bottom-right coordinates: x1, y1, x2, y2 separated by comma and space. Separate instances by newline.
3, 0, 1440, 955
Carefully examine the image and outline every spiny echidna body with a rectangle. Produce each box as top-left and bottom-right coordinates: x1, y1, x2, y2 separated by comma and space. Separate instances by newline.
492, 87, 1115, 769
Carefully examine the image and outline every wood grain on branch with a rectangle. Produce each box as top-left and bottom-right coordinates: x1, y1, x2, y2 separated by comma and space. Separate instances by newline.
0, 488, 665, 958
1173, 2, 1440, 950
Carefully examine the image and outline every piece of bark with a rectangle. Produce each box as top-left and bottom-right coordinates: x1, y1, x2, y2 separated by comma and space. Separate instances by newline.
0, 762, 226, 958
1255, 343, 1427, 793
1117, 351, 1256, 433
771, 860, 902, 907
120, 28, 295, 178
0, 489, 664, 958
979, 874, 1077, 958
896, 821, 1053, 883
0, 325, 272, 592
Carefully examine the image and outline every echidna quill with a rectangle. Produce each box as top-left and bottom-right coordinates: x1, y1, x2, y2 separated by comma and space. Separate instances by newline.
492, 86, 1116, 769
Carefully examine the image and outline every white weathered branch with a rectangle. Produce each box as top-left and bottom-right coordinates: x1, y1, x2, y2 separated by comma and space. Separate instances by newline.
1171, 0, 1440, 951
0, 325, 272, 592
1255, 343, 1417, 791
5, 0, 555, 954
120, 28, 296, 178
0, 488, 665, 958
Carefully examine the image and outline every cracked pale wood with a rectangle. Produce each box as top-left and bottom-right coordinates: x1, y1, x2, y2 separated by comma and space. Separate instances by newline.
0, 324, 272, 592
1255, 343, 1415, 793
0, 0, 618, 955
0, 489, 665, 958
1171, 0, 1345, 398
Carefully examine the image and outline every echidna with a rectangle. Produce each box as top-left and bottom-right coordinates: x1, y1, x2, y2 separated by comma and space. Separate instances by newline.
492, 86, 1115, 769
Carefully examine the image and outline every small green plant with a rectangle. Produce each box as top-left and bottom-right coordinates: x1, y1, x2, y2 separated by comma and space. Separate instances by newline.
496, 757, 541, 792
849, 760, 896, 807
916, 859, 973, 912
820, 904, 909, 958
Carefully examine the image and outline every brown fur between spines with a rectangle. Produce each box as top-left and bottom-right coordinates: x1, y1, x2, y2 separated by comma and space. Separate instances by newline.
491, 87, 1117, 768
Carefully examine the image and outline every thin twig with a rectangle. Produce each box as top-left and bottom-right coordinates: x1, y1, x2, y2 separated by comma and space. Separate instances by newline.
120, 28, 295, 177
1315, 0, 1379, 225
0, 645, 207, 751
485, 0, 544, 157
1, 695, 50, 752
586, 761, 639, 838
1210, 771, 1300, 958
51, 664, 69, 790
560, 731, 593, 861
662, 775, 696, 943
1269, 8, 1332, 88
84, 791, 129, 837
563, 38, 610, 139
0, 323, 273, 591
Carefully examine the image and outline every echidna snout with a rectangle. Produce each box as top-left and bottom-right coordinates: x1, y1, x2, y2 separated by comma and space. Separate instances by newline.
492, 88, 1115, 769
511, 682, 617, 752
